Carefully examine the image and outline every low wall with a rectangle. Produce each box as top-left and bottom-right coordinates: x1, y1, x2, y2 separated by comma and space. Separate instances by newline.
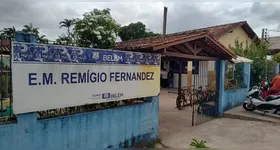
0, 97, 159, 148
217, 61, 250, 116
222, 88, 247, 112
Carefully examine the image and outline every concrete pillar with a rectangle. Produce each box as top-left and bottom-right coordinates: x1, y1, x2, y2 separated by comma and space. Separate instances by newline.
274, 64, 279, 76
216, 60, 226, 117
15, 29, 39, 148
208, 61, 216, 90
214, 60, 217, 72
178, 60, 182, 94
243, 63, 251, 90
187, 61, 192, 87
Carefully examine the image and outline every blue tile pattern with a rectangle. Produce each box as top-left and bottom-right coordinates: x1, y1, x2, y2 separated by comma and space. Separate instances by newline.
12, 42, 161, 65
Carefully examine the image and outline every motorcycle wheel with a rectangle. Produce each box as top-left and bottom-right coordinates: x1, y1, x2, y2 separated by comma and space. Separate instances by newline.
243, 103, 256, 111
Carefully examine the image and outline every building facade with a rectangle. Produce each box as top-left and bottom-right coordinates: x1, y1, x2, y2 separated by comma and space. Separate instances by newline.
115, 21, 259, 89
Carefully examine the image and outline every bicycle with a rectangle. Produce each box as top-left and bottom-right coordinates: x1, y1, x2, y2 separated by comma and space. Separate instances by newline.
190, 85, 205, 106
196, 85, 216, 114
176, 85, 194, 110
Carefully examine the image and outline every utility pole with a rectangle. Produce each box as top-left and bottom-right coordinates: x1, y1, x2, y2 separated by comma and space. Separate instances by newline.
261, 28, 269, 80
261, 28, 264, 42
162, 6, 168, 54
261, 28, 268, 43
264, 28, 268, 43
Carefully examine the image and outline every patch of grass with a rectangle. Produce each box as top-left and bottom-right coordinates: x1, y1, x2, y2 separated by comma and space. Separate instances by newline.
190, 138, 209, 148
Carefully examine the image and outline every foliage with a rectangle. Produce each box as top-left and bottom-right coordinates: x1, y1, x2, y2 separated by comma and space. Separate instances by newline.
22, 23, 39, 36
0, 8, 161, 49
225, 63, 245, 90
229, 39, 270, 60
21, 23, 49, 44
229, 39, 273, 84
1, 24, 49, 44
38, 35, 49, 44
273, 52, 280, 63
55, 33, 75, 45
119, 21, 160, 41
59, 19, 75, 36
265, 60, 275, 81
73, 8, 120, 48
0, 27, 16, 40
190, 139, 208, 148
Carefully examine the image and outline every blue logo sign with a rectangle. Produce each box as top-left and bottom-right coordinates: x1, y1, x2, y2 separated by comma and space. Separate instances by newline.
102, 93, 124, 99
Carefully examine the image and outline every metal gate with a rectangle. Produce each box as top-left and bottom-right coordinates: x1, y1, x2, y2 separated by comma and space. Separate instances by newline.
0, 39, 14, 125
191, 60, 218, 126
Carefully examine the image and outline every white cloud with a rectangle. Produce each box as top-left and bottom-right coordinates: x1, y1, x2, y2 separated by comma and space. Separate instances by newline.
1, 1, 280, 41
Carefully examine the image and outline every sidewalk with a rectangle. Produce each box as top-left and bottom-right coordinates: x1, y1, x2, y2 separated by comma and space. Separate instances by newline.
224, 106, 280, 123
161, 118, 280, 148
159, 90, 280, 148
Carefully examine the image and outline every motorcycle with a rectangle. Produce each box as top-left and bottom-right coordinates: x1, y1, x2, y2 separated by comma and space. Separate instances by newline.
243, 85, 280, 115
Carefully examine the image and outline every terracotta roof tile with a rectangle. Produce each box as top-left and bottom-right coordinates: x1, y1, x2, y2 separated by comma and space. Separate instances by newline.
0, 40, 10, 53
114, 21, 249, 50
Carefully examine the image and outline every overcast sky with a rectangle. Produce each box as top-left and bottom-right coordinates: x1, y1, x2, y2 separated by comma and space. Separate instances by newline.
1, 1, 280, 41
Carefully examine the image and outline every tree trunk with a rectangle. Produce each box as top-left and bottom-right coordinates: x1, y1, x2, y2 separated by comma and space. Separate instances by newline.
68, 28, 70, 38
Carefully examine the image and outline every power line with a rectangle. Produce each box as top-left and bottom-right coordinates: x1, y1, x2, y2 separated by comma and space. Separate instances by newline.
268, 29, 280, 32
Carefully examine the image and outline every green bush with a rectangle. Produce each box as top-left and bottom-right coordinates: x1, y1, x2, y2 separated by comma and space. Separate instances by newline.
273, 52, 280, 63
190, 139, 208, 148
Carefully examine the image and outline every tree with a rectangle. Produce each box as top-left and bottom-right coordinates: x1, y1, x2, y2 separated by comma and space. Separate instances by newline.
22, 23, 40, 36
229, 39, 273, 84
119, 22, 160, 41
73, 8, 120, 48
273, 52, 280, 63
55, 33, 74, 45
0, 27, 16, 39
38, 35, 49, 44
229, 39, 270, 60
21, 23, 50, 44
59, 19, 74, 37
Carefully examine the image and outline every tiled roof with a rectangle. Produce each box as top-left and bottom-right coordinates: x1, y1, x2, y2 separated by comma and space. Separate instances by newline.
268, 36, 280, 50
114, 21, 258, 50
0, 40, 10, 53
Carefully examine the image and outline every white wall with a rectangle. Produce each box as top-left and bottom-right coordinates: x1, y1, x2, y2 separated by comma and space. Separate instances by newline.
173, 61, 209, 89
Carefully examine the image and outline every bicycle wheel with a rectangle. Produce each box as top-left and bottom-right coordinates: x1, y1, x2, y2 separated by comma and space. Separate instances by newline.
194, 91, 203, 105
176, 94, 185, 110
186, 92, 193, 107
197, 97, 207, 114
208, 91, 216, 102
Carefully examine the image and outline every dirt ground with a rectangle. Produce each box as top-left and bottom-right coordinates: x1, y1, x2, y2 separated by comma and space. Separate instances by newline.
159, 89, 280, 148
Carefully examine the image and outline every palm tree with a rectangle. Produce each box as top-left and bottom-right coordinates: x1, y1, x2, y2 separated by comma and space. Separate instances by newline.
22, 23, 39, 36
55, 33, 72, 45
38, 35, 49, 44
59, 19, 74, 37
0, 27, 16, 39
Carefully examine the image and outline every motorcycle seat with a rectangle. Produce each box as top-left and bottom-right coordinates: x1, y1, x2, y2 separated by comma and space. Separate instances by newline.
265, 95, 280, 101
